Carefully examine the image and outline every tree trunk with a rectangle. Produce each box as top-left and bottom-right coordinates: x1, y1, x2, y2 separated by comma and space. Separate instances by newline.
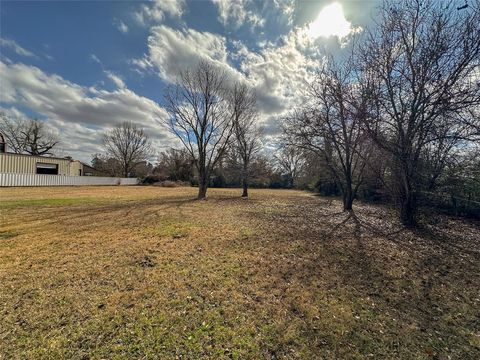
241, 163, 248, 197
400, 190, 417, 227
343, 191, 354, 211
342, 178, 354, 211
398, 160, 418, 227
242, 179, 248, 197
197, 169, 208, 200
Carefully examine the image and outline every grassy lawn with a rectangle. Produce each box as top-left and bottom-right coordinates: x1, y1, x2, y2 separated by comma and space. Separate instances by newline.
0, 186, 479, 359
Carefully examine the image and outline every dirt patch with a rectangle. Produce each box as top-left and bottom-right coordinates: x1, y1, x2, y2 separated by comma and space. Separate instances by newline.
137, 255, 156, 268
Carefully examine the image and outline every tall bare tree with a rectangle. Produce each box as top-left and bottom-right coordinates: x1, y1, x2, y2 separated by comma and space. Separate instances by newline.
165, 61, 234, 199
230, 83, 261, 197
23, 119, 59, 156
103, 121, 151, 178
360, 0, 480, 226
284, 55, 372, 211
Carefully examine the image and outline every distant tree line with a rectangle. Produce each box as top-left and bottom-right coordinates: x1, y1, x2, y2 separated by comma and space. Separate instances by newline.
147, 147, 294, 190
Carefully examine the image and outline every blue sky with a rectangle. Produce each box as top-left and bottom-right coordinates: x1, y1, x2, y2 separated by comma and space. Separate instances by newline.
0, 0, 380, 163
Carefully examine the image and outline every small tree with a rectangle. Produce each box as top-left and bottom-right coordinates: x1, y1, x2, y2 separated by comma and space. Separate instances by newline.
231, 83, 261, 197
284, 54, 372, 211
165, 61, 234, 199
103, 121, 151, 178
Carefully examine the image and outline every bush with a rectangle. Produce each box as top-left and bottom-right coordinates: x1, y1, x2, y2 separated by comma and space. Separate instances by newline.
141, 175, 167, 184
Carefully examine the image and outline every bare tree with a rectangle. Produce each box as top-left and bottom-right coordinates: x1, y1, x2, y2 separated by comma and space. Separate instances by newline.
23, 119, 59, 156
284, 55, 372, 211
360, 0, 480, 226
155, 148, 194, 182
91, 153, 122, 177
103, 121, 151, 178
0, 112, 26, 153
274, 144, 305, 188
164, 61, 234, 199
231, 83, 261, 197
0, 113, 59, 155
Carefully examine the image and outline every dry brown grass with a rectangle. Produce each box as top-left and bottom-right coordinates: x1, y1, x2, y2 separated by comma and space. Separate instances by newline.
0, 186, 479, 359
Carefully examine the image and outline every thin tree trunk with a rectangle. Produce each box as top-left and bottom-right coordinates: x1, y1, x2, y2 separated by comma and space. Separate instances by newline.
342, 178, 354, 211
343, 191, 354, 211
197, 169, 208, 199
241, 163, 248, 197
400, 188, 417, 227
398, 160, 417, 227
242, 179, 248, 197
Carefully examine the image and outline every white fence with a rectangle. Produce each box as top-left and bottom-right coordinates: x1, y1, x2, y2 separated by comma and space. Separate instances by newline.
0, 173, 138, 187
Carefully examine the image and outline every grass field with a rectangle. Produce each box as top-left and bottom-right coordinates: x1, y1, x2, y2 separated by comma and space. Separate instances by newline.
1, 186, 479, 359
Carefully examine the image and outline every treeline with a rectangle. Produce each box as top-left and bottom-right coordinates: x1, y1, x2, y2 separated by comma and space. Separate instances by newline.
142, 148, 296, 189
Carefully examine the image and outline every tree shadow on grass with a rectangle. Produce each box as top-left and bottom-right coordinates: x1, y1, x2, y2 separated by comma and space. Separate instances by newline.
260, 202, 480, 358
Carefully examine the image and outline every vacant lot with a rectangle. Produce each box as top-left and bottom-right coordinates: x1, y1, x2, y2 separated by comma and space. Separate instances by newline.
0, 187, 479, 359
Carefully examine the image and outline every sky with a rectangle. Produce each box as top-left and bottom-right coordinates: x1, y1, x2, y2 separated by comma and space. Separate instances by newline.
0, 0, 380, 163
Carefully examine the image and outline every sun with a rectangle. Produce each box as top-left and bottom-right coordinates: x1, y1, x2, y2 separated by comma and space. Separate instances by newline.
308, 2, 352, 39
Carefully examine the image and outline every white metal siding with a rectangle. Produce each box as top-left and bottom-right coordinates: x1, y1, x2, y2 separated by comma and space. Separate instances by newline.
0, 173, 138, 187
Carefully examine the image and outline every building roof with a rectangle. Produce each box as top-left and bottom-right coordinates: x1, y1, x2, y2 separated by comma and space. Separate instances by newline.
1, 152, 78, 162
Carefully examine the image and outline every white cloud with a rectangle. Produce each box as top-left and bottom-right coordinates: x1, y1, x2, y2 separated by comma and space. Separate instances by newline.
90, 54, 101, 64
117, 21, 129, 34
0, 61, 175, 161
211, 0, 295, 30
0, 38, 36, 58
211, 0, 264, 29
146, 25, 239, 82
134, 0, 185, 26
143, 23, 322, 118
235, 29, 323, 115
104, 70, 126, 89
273, 0, 295, 24
139, 20, 326, 145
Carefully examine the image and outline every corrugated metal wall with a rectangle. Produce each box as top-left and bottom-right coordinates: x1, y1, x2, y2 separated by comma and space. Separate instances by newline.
0, 153, 71, 175
0, 173, 138, 187
69, 161, 82, 176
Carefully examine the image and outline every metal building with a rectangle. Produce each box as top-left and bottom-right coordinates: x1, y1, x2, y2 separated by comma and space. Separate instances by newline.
0, 152, 99, 176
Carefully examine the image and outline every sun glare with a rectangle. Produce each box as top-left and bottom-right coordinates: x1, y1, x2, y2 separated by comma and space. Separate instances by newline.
308, 2, 352, 39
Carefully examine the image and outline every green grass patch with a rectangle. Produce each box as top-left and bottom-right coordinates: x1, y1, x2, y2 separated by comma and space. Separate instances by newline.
155, 218, 199, 238
0, 230, 18, 239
